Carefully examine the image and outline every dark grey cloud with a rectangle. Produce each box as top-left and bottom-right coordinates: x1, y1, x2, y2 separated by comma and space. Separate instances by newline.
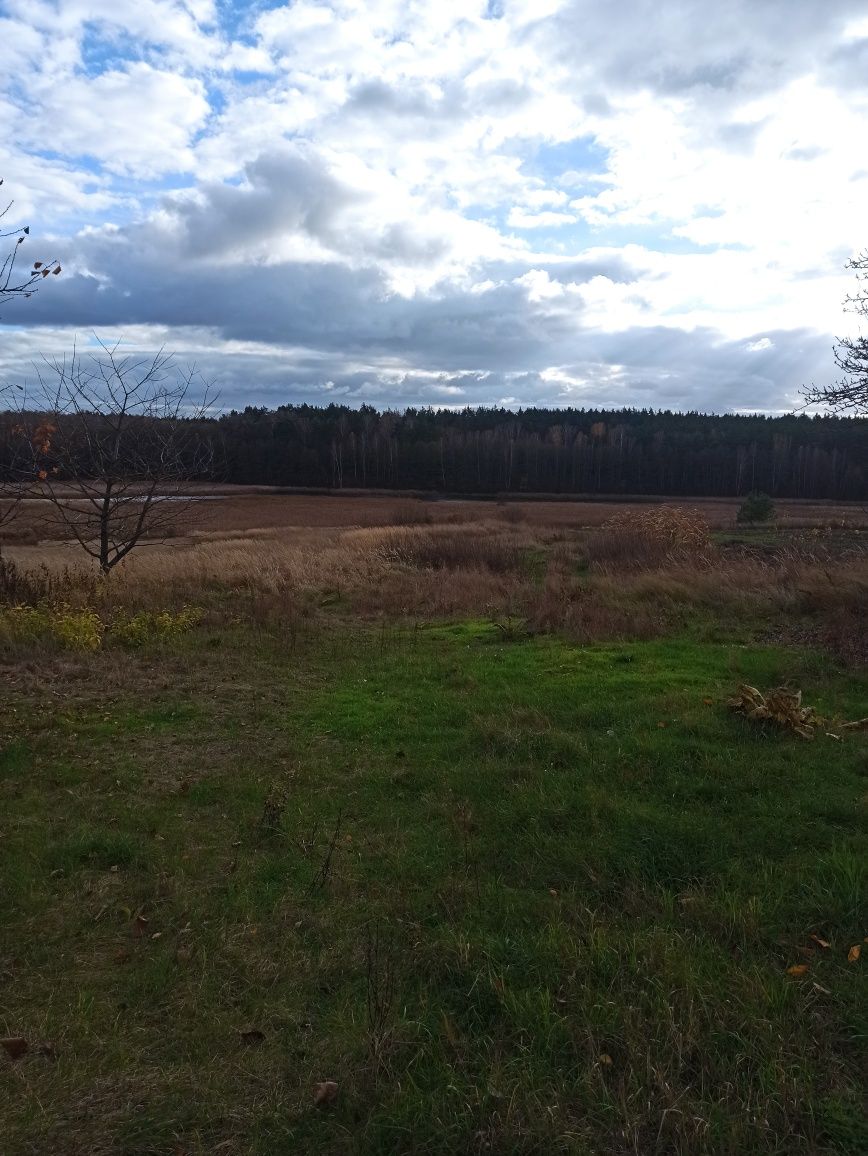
5, 176, 837, 416
178, 325, 830, 413
167, 147, 365, 259
17, 191, 650, 369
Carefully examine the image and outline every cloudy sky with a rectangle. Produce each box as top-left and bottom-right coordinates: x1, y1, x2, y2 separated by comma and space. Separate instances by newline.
1, 0, 867, 413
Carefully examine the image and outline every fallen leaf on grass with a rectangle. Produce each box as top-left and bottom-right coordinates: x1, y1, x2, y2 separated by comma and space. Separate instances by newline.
848, 945, 861, 963
812, 982, 832, 995
786, 964, 809, 977
1, 1037, 28, 1060
598, 1053, 613, 1066
313, 1080, 338, 1106
809, 934, 831, 949
132, 914, 149, 937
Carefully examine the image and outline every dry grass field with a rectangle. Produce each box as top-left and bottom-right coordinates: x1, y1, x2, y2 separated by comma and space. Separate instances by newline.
3, 492, 866, 661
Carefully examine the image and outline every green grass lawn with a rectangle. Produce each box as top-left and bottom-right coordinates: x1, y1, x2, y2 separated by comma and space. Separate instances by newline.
1, 623, 866, 1154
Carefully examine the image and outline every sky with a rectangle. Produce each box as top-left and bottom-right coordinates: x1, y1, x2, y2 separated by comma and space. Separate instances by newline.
1, 0, 867, 414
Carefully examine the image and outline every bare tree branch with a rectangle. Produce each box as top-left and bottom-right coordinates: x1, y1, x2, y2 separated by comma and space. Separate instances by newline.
0, 178, 61, 311
804, 252, 868, 415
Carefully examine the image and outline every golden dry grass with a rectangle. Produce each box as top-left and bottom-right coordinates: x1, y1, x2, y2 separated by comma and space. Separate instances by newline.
3, 493, 866, 667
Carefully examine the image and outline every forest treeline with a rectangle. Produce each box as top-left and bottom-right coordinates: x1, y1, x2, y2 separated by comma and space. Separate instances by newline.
215, 405, 867, 499
1, 404, 865, 499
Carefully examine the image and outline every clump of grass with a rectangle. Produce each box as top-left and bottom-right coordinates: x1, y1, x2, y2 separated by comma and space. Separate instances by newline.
109, 606, 203, 648
388, 500, 433, 526
381, 524, 527, 574
528, 569, 670, 642
0, 555, 100, 607
589, 506, 714, 571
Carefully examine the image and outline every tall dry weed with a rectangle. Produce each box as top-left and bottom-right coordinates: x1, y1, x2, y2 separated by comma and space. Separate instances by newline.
588, 507, 714, 571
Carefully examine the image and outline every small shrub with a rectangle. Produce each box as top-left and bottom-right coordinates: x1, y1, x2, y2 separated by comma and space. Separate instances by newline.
736, 492, 776, 524
110, 606, 203, 648
1, 603, 103, 650
0, 602, 202, 651
51, 605, 104, 651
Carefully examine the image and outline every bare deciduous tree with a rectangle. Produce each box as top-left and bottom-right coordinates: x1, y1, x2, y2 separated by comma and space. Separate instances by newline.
25, 341, 215, 574
804, 252, 868, 415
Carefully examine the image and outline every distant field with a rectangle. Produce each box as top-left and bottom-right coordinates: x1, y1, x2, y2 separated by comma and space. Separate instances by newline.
5, 487, 867, 548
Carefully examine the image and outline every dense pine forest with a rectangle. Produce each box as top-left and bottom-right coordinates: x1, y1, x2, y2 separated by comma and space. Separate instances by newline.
1, 405, 865, 499
216, 405, 867, 499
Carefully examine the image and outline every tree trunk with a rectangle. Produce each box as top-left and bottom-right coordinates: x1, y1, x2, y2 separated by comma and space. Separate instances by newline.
99, 480, 113, 574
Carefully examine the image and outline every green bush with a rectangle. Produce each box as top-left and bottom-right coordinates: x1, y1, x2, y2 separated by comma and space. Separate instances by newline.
736, 491, 776, 524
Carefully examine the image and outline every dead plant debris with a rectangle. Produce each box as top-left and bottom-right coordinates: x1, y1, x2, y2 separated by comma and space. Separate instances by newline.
728, 684, 868, 740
